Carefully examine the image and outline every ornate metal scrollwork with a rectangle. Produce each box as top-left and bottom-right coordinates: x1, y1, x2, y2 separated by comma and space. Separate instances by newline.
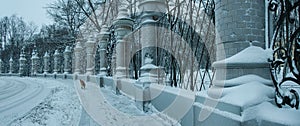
269, 0, 300, 109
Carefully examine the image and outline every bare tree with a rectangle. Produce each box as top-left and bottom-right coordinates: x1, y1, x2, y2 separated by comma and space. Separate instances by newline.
46, 0, 87, 37
0, 16, 9, 49
0, 15, 37, 49
74, 0, 122, 32
0, 15, 38, 73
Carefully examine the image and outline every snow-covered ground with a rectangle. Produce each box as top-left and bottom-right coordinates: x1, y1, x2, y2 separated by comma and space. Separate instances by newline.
75, 79, 181, 126
1, 76, 300, 126
0, 77, 82, 126
100, 86, 152, 116
0, 76, 178, 126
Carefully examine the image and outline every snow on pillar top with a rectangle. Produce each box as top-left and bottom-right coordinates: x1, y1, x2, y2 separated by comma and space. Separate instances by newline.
113, 6, 133, 41
64, 46, 72, 53
44, 51, 49, 57
74, 41, 83, 52
31, 49, 39, 59
54, 50, 60, 56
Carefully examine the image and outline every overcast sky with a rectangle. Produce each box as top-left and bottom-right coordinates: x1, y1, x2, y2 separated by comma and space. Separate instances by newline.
0, 0, 55, 27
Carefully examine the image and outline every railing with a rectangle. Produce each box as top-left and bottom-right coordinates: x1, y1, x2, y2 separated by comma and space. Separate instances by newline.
0, 0, 216, 92
106, 0, 215, 91
268, 0, 300, 109
0, 46, 73, 76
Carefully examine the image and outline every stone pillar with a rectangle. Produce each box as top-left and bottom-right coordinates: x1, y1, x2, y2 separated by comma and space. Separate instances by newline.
113, 6, 134, 78
215, 0, 265, 60
31, 50, 39, 75
19, 47, 27, 76
211, 1, 269, 95
53, 50, 60, 74
74, 41, 83, 74
63, 46, 72, 74
137, 0, 166, 82
9, 57, 13, 74
0, 59, 2, 73
85, 34, 97, 75
43, 52, 50, 74
98, 25, 110, 76
134, 0, 167, 112
138, 0, 166, 66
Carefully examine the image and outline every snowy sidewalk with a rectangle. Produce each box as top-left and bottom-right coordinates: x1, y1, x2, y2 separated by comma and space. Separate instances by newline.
74, 80, 178, 126
79, 109, 100, 126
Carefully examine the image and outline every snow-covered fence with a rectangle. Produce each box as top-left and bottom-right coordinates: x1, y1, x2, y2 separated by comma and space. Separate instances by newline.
0, 46, 73, 78
0, 0, 216, 93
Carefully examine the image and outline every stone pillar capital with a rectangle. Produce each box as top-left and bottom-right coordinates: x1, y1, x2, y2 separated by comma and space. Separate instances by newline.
64, 46, 72, 54
54, 50, 60, 56
43, 51, 50, 58
99, 25, 110, 42
113, 5, 134, 29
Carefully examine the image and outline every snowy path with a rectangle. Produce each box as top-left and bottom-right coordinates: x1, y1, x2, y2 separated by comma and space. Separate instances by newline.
79, 109, 100, 126
74, 80, 180, 126
0, 77, 82, 126
0, 76, 179, 126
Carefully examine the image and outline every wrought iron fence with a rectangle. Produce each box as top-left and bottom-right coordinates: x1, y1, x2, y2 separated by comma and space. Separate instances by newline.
105, 0, 215, 91
268, 0, 300, 109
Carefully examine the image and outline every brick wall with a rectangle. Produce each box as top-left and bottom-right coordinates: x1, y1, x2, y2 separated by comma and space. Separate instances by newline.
215, 0, 265, 60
